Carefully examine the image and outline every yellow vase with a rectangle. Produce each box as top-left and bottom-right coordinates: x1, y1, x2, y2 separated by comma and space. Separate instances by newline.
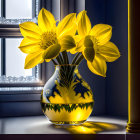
41, 65, 94, 125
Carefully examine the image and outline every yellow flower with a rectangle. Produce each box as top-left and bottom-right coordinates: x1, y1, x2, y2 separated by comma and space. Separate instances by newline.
72, 10, 120, 77
19, 8, 76, 69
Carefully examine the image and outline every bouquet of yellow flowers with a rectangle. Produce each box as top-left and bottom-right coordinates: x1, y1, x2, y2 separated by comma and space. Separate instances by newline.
18, 8, 120, 124
19, 8, 120, 77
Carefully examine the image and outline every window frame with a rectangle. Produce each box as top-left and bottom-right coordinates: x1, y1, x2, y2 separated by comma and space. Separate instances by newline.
0, 0, 87, 117
0, 0, 83, 89
0, 0, 47, 90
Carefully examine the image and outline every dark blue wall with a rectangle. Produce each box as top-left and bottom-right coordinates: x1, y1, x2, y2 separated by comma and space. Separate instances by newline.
85, 0, 128, 117
85, 0, 107, 115
106, 0, 128, 116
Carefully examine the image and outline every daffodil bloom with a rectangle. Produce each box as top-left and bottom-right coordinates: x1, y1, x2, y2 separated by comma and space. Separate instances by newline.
72, 10, 120, 77
19, 8, 76, 69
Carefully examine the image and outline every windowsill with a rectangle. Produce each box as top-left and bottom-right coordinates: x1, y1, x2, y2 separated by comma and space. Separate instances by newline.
0, 116, 127, 134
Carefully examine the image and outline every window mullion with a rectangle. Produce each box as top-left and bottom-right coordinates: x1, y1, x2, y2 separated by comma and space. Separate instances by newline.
0, 25, 22, 38
1, 39, 5, 76
1, 0, 5, 17
32, 0, 36, 18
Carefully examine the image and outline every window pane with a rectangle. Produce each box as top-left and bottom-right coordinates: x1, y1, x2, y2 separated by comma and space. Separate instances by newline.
6, 0, 33, 19
5, 38, 32, 77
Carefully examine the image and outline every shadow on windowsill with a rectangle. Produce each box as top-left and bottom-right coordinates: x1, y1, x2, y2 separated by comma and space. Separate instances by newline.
49, 121, 125, 134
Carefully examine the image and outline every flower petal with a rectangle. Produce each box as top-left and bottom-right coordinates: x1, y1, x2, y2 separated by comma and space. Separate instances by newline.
77, 10, 91, 36
19, 45, 41, 54
59, 35, 76, 52
19, 37, 41, 54
20, 37, 40, 46
69, 48, 77, 54
69, 35, 82, 54
42, 44, 61, 59
45, 59, 51, 62
38, 8, 56, 32
87, 54, 107, 77
19, 22, 42, 39
83, 47, 95, 62
74, 35, 81, 44
83, 36, 96, 62
98, 42, 120, 62
24, 51, 44, 69
57, 13, 76, 37
75, 38, 85, 52
84, 35, 93, 48
90, 24, 112, 45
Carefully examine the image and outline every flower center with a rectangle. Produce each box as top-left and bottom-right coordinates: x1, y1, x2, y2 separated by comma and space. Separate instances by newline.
40, 32, 57, 49
84, 35, 98, 53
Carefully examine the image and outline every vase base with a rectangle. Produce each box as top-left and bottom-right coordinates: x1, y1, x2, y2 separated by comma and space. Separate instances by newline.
50, 120, 86, 125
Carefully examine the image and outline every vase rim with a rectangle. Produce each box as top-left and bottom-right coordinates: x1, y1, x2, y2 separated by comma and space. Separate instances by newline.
55, 64, 78, 67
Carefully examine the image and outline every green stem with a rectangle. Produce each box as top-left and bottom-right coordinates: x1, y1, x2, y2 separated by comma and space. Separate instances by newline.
51, 59, 58, 65
75, 54, 84, 65
56, 56, 62, 65
71, 52, 81, 64
68, 65, 76, 83
58, 53, 64, 64
62, 51, 69, 64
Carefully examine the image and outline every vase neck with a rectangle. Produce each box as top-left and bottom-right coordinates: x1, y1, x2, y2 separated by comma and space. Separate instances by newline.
54, 65, 79, 87
55, 64, 78, 70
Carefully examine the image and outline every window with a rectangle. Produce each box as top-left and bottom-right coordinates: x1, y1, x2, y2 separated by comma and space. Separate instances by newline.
0, 38, 42, 83
5, 0, 34, 19
0, 0, 88, 117
5, 38, 32, 77
0, 0, 43, 89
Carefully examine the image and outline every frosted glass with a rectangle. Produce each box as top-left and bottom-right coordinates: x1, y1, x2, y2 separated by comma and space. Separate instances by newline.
6, 38, 32, 77
6, 0, 33, 19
